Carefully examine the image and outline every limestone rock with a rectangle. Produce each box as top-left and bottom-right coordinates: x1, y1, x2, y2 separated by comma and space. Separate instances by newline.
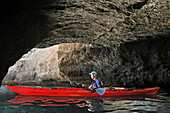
2, 43, 89, 85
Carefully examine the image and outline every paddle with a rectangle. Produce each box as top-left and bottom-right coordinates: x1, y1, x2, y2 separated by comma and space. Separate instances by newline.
95, 88, 106, 95
73, 82, 82, 88
73, 82, 106, 95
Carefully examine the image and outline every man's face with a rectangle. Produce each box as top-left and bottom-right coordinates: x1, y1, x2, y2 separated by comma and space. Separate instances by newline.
90, 74, 96, 79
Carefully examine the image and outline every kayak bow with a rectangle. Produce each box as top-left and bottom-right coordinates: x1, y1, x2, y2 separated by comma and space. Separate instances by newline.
6, 85, 160, 97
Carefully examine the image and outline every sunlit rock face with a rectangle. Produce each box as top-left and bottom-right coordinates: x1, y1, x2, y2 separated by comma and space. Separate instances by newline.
2, 42, 120, 86
2, 43, 89, 85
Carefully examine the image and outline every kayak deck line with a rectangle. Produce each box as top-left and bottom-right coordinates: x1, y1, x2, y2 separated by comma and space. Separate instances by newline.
6, 85, 160, 97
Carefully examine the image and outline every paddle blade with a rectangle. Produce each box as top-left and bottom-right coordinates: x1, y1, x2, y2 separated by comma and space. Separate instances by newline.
95, 88, 106, 95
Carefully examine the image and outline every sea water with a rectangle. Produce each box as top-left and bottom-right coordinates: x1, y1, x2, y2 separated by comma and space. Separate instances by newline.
0, 85, 170, 113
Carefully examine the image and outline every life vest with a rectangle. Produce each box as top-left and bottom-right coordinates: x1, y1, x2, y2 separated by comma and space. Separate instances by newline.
91, 79, 100, 88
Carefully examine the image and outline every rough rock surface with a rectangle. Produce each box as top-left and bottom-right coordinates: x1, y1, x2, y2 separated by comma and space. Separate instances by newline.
1, 0, 170, 88
2, 43, 89, 85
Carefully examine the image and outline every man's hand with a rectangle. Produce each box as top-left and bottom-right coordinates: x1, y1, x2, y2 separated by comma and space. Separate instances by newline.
82, 84, 86, 87
89, 85, 95, 90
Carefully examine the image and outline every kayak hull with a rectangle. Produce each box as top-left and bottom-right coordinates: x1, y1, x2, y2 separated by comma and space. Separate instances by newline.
6, 85, 160, 97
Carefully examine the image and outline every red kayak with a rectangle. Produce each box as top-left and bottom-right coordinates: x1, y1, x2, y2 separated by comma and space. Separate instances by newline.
6, 85, 160, 97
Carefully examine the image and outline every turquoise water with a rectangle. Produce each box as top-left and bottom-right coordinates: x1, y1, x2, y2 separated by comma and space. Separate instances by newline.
0, 85, 170, 113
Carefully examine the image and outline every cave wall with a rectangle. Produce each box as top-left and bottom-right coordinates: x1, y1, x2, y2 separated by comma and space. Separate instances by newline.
2, 36, 170, 88
0, 0, 53, 83
0, 0, 170, 87
114, 36, 170, 88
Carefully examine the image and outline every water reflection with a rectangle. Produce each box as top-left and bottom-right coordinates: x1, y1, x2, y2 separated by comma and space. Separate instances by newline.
86, 99, 104, 112
7, 95, 160, 112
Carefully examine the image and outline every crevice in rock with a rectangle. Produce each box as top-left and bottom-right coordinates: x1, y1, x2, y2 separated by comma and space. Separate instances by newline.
126, 0, 149, 12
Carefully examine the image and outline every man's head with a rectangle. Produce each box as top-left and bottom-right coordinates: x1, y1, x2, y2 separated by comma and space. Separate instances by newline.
89, 71, 97, 79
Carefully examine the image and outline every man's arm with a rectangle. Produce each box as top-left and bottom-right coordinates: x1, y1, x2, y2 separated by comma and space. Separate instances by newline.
95, 79, 100, 88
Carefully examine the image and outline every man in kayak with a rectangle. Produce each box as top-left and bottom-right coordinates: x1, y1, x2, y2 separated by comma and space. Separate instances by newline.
82, 71, 100, 90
